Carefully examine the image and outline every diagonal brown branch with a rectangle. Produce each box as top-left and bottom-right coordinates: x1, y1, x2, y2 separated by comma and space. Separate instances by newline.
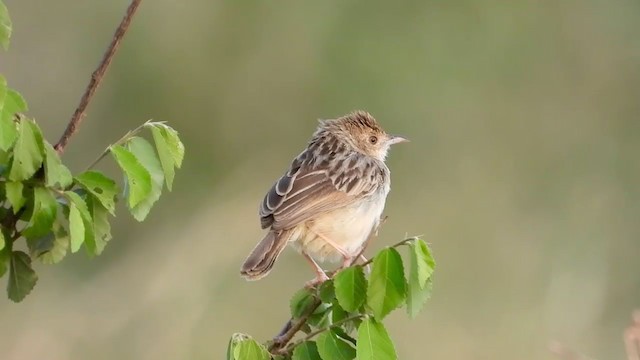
54, 0, 143, 154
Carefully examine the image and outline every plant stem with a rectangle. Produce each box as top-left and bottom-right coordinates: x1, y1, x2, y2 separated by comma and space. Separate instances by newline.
54, 0, 144, 154
284, 314, 366, 353
359, 237, 418, 268
269, 297, 323, 355
83, 120, 150, 171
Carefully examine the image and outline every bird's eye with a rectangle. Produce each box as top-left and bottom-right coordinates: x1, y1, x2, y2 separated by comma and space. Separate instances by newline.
368, 136, 378, 144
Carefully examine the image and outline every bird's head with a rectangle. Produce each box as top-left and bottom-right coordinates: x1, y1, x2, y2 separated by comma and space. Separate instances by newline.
319, 110, 408, 161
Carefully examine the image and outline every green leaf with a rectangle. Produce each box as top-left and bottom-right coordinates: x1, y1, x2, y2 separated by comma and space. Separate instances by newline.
318, 279, 335, 303
308, 302, 332, 328
0, 75, 17, 150
74, 171, 118, 215
30, 222, 69, 264
5, 180, 24, 212
0, 227, 4, 251
407, 278, 433, 319
293, 341, 322, 360
367, 248, 406, 320
0, 245, 8, 277
110, 144, 151, 209
127, 137, 164, 221
7, 89, 27, 113
88, 196, 112, 255
150, 123, 184, 168
290, 287, 316, 319
412, 238, 436, 287
406, 239, 436, 318
22, 187, 57, 239
65, 191, 94, 254
317, 329, 356, 360
334, 266, 367, 312
232, 337, 271, 360
331, 299, 349, 324
356, 318, 397, 360
7, 251, 38, 302
9, 118, 44, 181
151, 125, 176, 190
0, 1, 11, 50
43, 142, 73, 188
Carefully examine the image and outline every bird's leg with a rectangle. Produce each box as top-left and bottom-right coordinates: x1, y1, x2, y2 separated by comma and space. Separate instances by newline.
302, 252, 329, 288
307, 228, 349, 257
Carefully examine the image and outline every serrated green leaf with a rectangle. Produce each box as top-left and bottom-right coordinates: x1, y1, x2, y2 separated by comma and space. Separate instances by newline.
406, 239, 436, 318
9, 118, 44, 181
290, 287, 316, 319
43, 142, 72, 188
412, 238, 435, 287
65, 191, 94, 254
367, 248, 406, 320
68, 200, 84, 253
356, 318, 396, 360
293, 341, 322, 360
75, 171, 118, 215
331, 299, 349, 324
30, 222, 69, 264
88, 196, 111, 255
110, 144, 151, 209
334, 266, 367, 312
0, 75, 17, 150
7, 251, 38, 302
0, 245, 8, 277
407, 278, 433, 319
318, 279, 335, 303
155, 124, 184, 168
0, 1, 11, 50
151, 126, 176, 190
22, 187, 57, 239
5, 180, 24, 212
317, 329, 356, 360
127, 137, 163, 221
7, 90, 27, 113
232, 338, 271, 360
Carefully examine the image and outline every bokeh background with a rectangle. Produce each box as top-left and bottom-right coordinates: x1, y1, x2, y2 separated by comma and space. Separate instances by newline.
2, 0, 640, 359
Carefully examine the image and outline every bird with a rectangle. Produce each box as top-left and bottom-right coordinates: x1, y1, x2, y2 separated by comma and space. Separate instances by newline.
240, 110, 408, 286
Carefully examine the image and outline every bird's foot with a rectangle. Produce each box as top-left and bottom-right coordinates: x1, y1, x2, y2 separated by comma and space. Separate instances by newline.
305, 271, 330, 288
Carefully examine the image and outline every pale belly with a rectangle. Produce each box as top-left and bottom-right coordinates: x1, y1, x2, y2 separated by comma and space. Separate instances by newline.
290, 193, 387, 264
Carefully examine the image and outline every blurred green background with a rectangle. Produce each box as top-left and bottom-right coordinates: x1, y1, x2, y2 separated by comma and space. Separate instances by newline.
2, 0, 640, 359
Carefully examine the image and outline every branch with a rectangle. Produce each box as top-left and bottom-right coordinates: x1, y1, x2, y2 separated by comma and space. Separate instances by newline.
284, 314, 365, 353
267, 221, 421, 355
268, 297, 322, 355
54, 0, 143, 154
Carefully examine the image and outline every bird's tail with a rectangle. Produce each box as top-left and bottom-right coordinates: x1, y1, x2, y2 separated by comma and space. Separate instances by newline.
241, 230, 292, 280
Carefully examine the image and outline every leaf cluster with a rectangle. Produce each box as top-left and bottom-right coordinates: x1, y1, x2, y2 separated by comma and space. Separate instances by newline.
228, 237, 436, 360
0, 3, 185, 302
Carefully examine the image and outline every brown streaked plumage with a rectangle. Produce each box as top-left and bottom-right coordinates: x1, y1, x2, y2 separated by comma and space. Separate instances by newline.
241, 110, 407, 285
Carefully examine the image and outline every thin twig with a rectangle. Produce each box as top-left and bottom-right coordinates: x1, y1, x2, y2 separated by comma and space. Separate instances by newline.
360, 237, 418, 268
54, 0, 143, 154
284, 314, 365, 352
83, 120, 151, 171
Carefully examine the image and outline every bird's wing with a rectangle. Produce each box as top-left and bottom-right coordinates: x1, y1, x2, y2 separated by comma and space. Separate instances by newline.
259, 150, 379, 231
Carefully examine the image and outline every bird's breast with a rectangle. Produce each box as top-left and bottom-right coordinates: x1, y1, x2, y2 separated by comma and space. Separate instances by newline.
291, 190, 388, 263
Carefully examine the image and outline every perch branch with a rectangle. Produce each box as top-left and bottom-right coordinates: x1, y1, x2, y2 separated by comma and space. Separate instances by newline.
267, 220, 386, 355
54, 0, 143, 154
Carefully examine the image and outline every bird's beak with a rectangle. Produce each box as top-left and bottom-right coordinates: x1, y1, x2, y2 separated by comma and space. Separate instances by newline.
388, 135, 409, 145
